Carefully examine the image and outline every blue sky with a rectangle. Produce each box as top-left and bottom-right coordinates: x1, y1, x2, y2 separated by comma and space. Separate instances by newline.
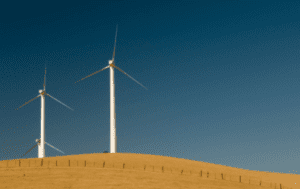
0, 1, 299, 174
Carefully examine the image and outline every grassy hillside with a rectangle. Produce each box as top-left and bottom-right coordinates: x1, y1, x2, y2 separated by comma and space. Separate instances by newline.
0, 153, 298, 189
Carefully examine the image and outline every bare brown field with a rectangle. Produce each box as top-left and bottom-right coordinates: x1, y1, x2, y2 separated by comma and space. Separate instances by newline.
0, 153, 298, 189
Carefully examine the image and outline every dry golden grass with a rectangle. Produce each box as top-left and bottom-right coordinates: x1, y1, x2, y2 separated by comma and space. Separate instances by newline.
0, 153, 298, 189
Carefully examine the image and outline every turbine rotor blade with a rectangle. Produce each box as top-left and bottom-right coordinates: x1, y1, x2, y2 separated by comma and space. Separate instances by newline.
16, 94, 41, 110
43, 65, 47, 91
75, 65, 110, 83
46, 93, 74, 111
45, 142, 65, 154
21, 144, 38, 158
113, 65, 148, 90
112, 24, 118, 60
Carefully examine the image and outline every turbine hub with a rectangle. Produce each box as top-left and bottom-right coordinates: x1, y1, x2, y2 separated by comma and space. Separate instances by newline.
109, 60, 114, 65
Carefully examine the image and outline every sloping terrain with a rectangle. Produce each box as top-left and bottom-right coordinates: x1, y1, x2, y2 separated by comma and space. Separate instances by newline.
0, 153, 298, 189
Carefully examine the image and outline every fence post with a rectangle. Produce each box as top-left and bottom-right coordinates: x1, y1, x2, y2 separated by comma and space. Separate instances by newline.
239, 176, 241, 183
69, 160, 70, 167
144, 165, 146, 171
41, 159, 43, 167
207, 171, 209, 178
103, 161, 105, 168
19, 160, 21, 167
221, 173, 223, 180
162, 166, 164, 173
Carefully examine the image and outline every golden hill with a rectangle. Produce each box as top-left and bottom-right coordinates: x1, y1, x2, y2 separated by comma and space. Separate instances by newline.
0, 153, 298, 189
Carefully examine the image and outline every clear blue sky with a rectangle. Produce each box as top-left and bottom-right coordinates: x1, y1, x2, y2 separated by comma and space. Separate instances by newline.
0, 1, 299, 174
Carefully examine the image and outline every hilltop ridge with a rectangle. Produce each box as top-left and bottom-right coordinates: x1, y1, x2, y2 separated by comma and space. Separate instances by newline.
0, 153, 298, 189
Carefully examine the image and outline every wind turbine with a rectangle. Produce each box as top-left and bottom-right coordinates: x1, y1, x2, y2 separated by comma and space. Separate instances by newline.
75, 25, 148, 153
21, 139, 65, 158
16, 66, 73, 158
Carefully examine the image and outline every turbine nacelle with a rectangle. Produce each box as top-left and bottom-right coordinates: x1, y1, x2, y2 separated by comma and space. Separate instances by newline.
39, 90, 45, 95
109, 60, 114, 65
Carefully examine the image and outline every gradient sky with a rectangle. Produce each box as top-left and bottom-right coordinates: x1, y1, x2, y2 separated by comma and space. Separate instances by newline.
0, 1, 299, 175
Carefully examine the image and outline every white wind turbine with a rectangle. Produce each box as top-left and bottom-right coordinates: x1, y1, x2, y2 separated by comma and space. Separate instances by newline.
16, 66, 73, 158
75, 26, 148, 153
21, 138, 65, 158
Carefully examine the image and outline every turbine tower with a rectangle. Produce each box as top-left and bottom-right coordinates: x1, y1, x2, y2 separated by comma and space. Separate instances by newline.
16, 66, 73, 158
75, 25, 148, 153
